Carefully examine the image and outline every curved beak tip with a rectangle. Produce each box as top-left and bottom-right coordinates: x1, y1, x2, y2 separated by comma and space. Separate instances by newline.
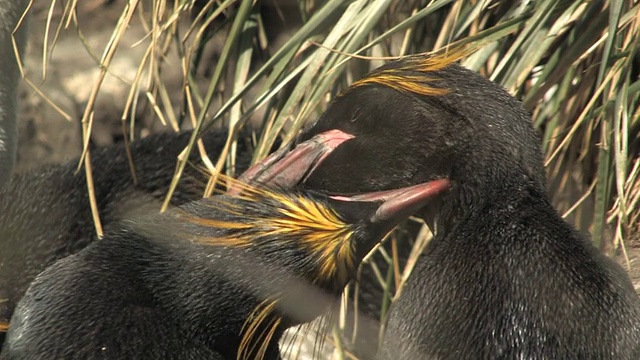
372, 179, 451, 223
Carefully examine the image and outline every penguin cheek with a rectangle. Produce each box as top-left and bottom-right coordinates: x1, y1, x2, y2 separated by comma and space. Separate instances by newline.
302, 145, 380, 193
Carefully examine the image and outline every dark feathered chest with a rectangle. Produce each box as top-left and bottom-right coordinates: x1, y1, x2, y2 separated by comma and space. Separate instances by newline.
378, 202, 640, 359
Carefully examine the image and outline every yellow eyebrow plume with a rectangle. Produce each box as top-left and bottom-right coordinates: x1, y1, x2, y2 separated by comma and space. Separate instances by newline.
350, 47, 469, 96
181, 174, 355, 276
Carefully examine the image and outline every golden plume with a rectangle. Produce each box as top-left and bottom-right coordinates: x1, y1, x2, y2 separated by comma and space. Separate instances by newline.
177, 174, 356, 285
350, 46, 471, 96
0, 321, 8, 332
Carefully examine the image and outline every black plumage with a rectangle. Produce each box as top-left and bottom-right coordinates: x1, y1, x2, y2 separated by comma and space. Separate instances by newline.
1, 175, 447, 359
0, 128, 400, 356
0, 131, 251, 338
241, 51, 640, 358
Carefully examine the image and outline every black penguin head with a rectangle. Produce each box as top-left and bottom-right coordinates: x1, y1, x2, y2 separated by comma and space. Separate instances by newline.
238, 50, 546, 229
185, 176, 449, 293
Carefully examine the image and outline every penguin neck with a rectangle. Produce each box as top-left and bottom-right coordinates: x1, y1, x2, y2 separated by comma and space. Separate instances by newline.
424, 164, 548, 239
143, 241, 291, 337
100, 222, 277, 359
137, 235, 329, 357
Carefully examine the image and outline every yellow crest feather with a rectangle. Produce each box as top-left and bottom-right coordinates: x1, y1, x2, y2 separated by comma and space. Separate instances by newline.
351, 46, 470, 96
179, 174, 356, 283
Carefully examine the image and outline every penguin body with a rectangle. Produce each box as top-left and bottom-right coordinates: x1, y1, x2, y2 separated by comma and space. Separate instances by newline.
378, 176, 640, 359
242, 53, 640, 358
4, 229, 231, 360
0, 131, 251, 330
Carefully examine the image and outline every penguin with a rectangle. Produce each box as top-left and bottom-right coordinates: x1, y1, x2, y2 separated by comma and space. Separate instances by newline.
239, 51, 640, 358
0, 130, 253, 339
1, 155, 450, 359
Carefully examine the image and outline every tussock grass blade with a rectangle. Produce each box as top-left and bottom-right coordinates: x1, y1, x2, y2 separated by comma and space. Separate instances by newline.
162, 0, 254, 211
